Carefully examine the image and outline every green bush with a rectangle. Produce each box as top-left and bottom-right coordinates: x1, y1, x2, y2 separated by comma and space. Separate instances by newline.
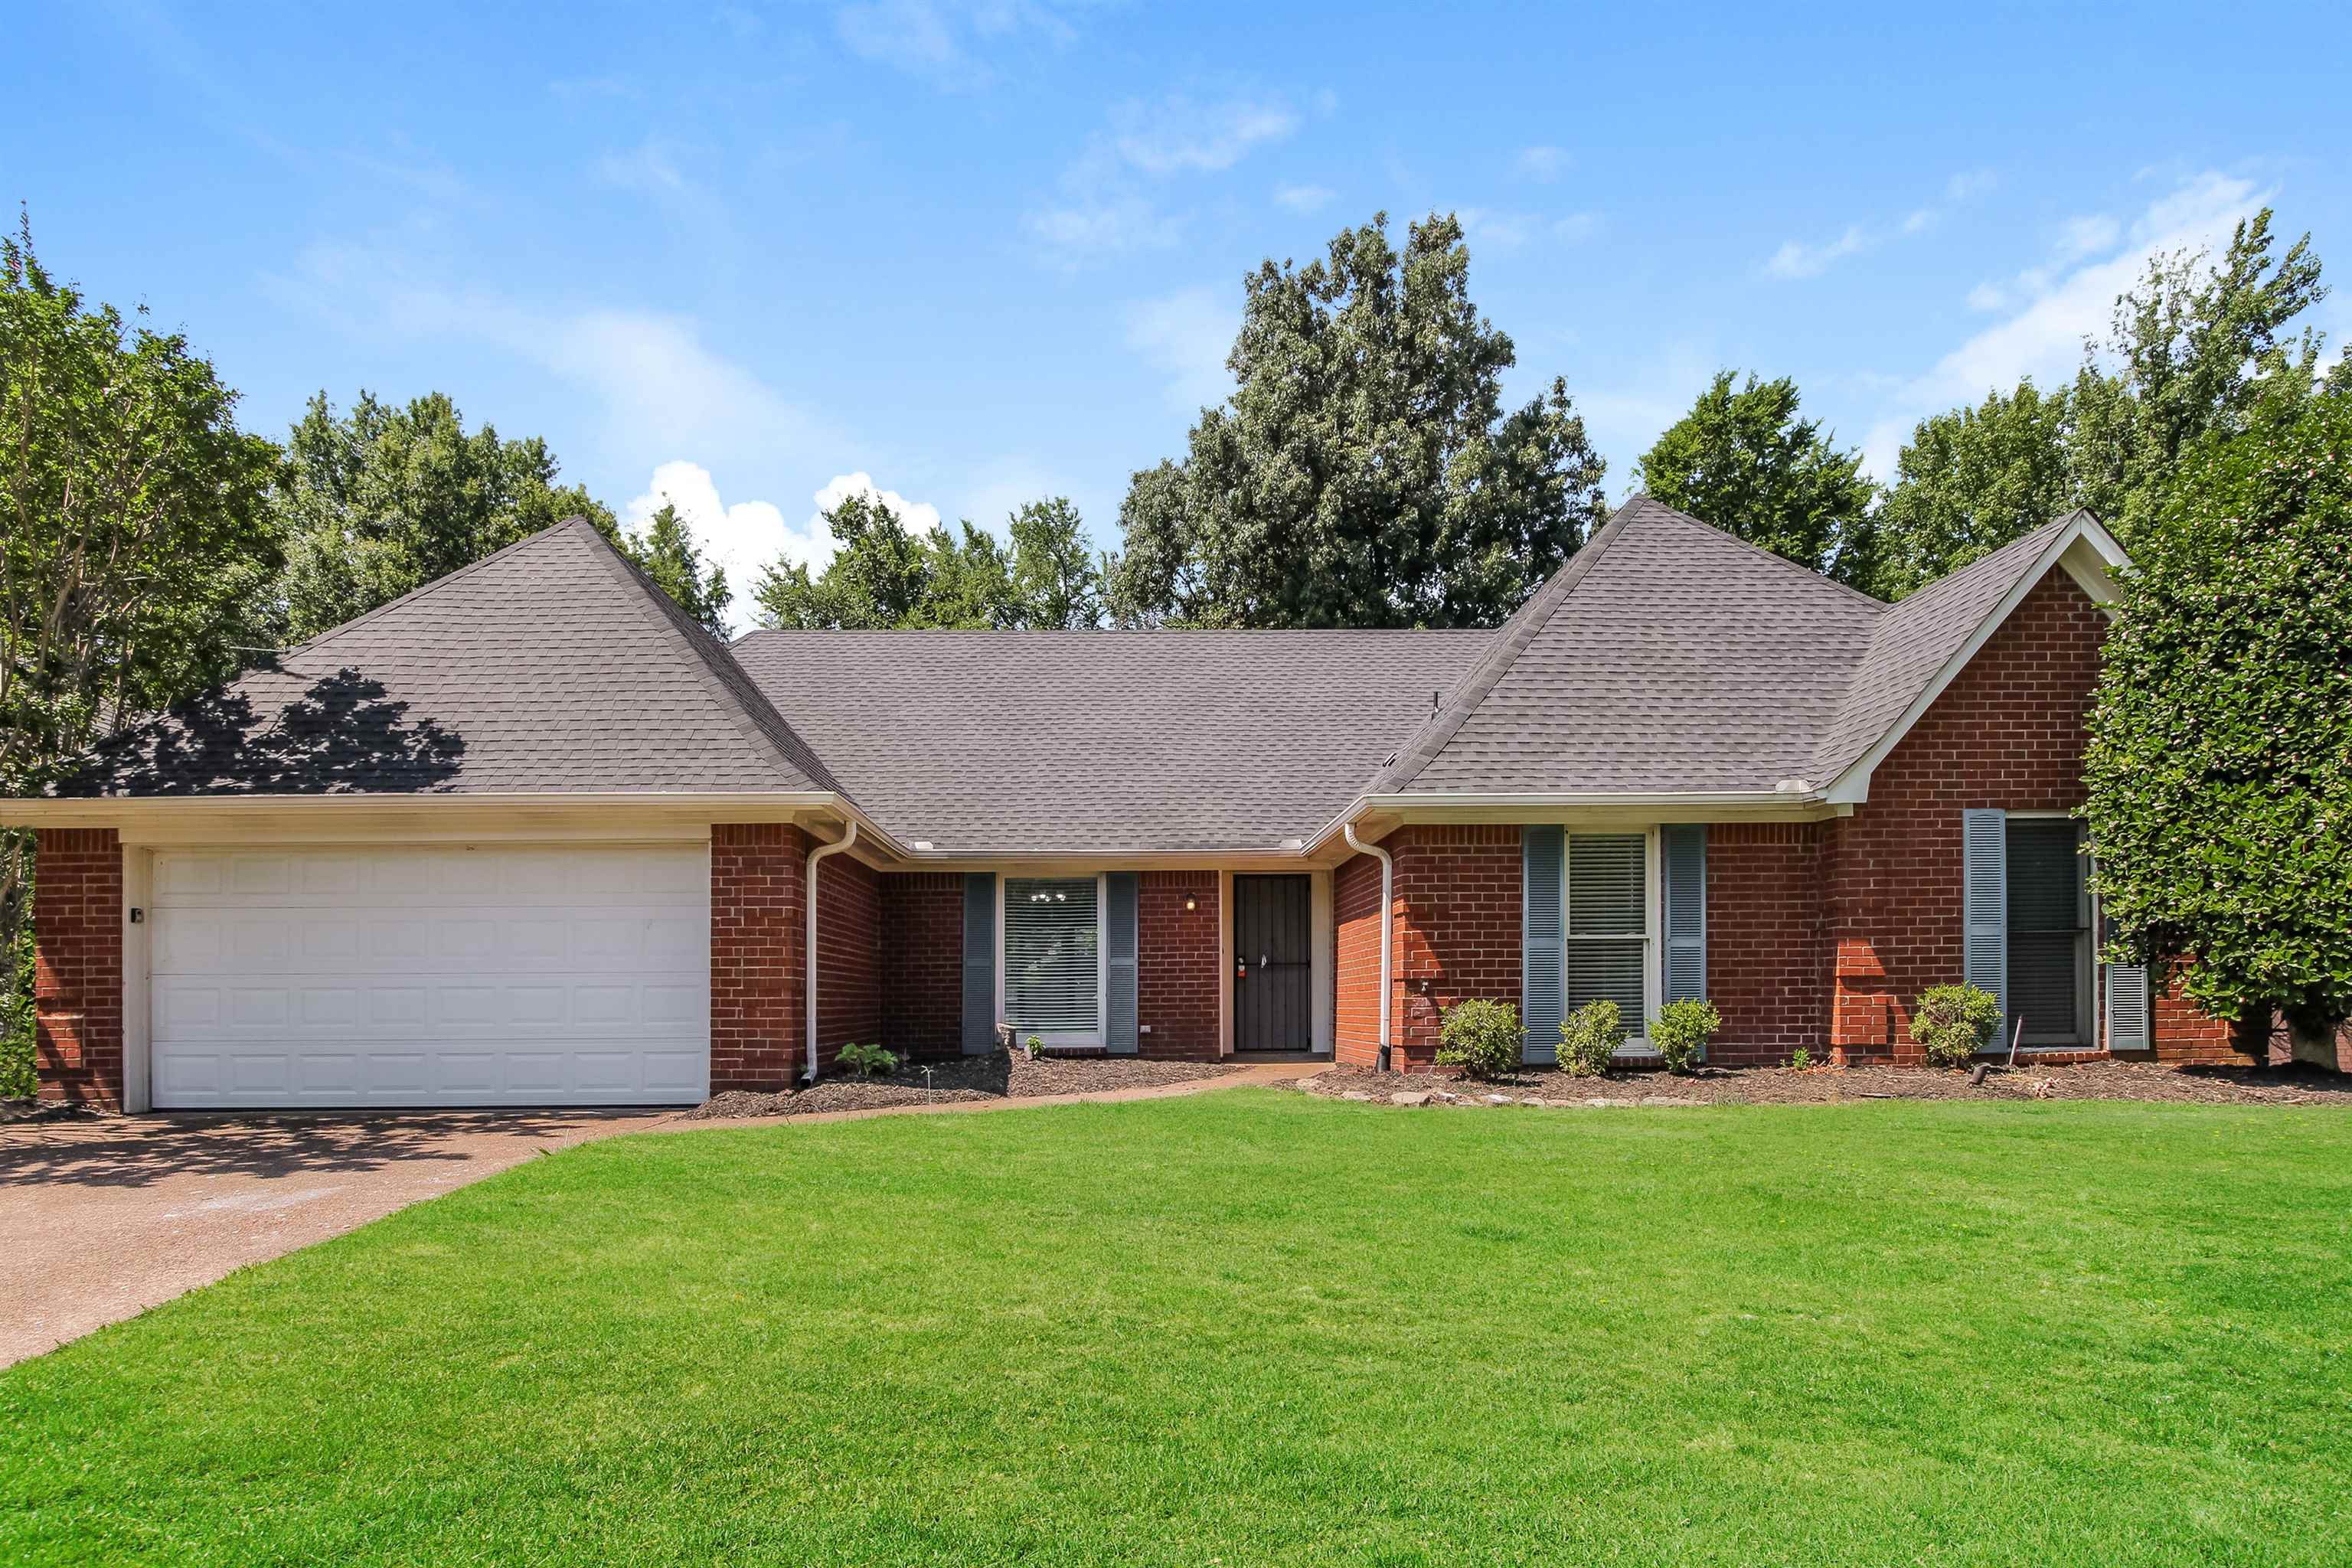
1557, 1000, 1625, 1077
835, 1041, 899, 1080
1912, 985, 2001, 1068
1436, 998, 1523, 1080
1649, 999, 1722, 1074
1024, 1035, 1044, 1060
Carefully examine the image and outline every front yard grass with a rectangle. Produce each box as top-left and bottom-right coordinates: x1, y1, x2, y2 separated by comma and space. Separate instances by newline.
4, 1092, 2349, 1565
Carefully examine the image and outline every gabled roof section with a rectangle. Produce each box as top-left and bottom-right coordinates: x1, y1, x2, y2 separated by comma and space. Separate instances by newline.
1371, 495, 1887, 797
53, 517, 849, 797
1811, 508, 2123, 795
733, 629, 1491, 853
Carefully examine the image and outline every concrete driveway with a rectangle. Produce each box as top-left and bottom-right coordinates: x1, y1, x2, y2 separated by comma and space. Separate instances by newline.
0, 1109, 672, 1368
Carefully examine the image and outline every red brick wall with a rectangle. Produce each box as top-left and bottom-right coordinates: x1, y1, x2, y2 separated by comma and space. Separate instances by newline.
815, 851, 880, 1075
1139, 870, 1220, 1059
709, 822, 807, 1091
1704, 822, 1828, 1065
2149, 967, 2239, 1064
1334, 827, 1521, 1070
32, 828, 124, 1108
880, 872, 964, 1059
1335, 851, 1384, 1067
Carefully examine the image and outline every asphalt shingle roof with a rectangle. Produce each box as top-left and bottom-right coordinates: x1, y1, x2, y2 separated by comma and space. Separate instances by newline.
54, 518, 841, 797
731, 629, 1491, 852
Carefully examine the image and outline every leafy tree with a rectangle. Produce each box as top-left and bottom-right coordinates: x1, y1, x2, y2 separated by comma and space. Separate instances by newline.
754, 492, 1106, 630
1633, 371, 1879, 587
275, 390, 616, 640
2082, 387, 2352, 1062
1873, 380, 2076, 599
1, 218, 281, 1094
1106, 212, 1607, 628
1008, 498, 1104, 629
622, 501, 730, 635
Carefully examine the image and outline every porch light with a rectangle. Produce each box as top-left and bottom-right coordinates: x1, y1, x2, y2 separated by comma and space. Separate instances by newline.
1184, 897, 1197, 911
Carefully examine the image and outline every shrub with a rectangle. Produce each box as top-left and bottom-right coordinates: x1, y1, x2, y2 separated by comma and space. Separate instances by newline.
1788, 1045, 1813, 1071
1557, 1000, 1625, 1077
836, 1041, 899, 1080
1436, 998, 1523, 1080
1649, 999, 1721, 1074
1024, 1035, 1044, 1060
1912, 985, 2001, 1068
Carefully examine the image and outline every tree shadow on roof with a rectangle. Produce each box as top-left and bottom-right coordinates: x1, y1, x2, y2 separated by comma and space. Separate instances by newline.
54, 665, 466, 796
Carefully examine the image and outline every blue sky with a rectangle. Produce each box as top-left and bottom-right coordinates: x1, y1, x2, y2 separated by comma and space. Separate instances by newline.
10, 2, 2350, 627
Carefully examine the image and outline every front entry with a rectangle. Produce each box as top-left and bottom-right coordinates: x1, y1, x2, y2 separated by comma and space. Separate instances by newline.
1233, 874, 1312, 1051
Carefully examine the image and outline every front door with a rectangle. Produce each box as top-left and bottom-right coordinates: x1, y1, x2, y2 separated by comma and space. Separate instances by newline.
1233, 874, 1312, 1050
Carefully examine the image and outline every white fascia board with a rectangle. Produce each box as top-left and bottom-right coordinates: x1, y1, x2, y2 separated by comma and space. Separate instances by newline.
1824, 513, 2133, 807
1303, 789, 1839, 856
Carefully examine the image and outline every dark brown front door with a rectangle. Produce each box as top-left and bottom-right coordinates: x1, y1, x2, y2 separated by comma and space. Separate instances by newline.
1233, 874, 1312, 1050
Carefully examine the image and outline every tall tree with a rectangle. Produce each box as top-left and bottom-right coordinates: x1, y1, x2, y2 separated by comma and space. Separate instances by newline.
2083, 386, 2352, 1062
1107, 212, 1607, 628
275, 390, 616, 640
1871, 380, 2076, 600
1877, 207, 2332, 596
1008, 498, 1104, 629
753, 492, 1106, 631
622, 501, 731, 635
0, 219, 281, 1094
1633, 371, 1879, 587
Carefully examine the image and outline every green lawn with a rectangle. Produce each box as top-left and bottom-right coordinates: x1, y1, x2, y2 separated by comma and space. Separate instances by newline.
5, 1093, 2350, 1566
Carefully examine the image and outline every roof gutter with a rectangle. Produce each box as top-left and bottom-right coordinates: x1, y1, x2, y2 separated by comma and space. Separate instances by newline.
1341, 822, 1393, 1073
1305, 788, 1833, 857
804, 818, 858, 1086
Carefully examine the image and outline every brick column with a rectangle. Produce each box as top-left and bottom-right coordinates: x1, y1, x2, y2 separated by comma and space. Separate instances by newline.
33, 828, 124, 1108
1336, 826, 1521, 1071
709, 824, 807, 1091
1139, 870, 1219, 1059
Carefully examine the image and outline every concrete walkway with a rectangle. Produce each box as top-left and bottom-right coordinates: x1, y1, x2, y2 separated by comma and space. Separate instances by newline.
0, 1062, 1314, 1368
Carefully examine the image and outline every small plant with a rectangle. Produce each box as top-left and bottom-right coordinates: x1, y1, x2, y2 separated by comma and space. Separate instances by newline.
1649, 999, 1722, 1074
1912, 985, 2001, 1068
1024, 1034, 1044, 1060
836, 1041, 899, 1080
1436, 998, 1524, 1080
1788, 1045, 1813, 1071
1557, 999, 1625, 1077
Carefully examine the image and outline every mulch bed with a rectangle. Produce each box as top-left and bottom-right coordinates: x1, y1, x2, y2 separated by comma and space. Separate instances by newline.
681, 1050, 1236, 1119
1295, 1058, 2352, 1108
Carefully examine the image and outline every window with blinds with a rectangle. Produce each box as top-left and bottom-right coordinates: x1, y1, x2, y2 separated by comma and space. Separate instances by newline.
1566, 833, 1649, 1033
2005, 820, 2089, 1046
1004, 877, 1101, 1035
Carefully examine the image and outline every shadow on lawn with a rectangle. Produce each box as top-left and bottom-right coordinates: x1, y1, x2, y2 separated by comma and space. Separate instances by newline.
0, 1110, 652, 1190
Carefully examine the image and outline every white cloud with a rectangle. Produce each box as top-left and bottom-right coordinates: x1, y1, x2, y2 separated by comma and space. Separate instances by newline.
2054, 212, 2122, 261
1767, 225, 1870, 279
1860, 171, 2266, 479
627, 462, 805, 633
1945, 168, 1998, 202
1515, 145, 1569, 182
833, 0, 1080, 90
1027, 93, 1301, 270
1458, 207, 1537, 253
812, 470, 942, 535
1124, 286, 1240, 412
1554, 211, 1602, 243
1275, 182, 1335, 214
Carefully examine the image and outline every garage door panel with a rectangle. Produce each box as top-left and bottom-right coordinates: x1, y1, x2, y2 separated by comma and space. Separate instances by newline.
151, 844, 710, 1108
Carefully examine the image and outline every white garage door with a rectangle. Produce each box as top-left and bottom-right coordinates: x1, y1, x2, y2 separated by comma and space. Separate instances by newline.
150, 844, 710, 1109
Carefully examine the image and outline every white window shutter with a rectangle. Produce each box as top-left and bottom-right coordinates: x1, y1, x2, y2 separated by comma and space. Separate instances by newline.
1962, 808, 2007, 1031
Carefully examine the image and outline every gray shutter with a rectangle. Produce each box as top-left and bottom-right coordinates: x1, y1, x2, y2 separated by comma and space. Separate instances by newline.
961, 873, 997, 1055
1106, 872, 1139, 1055
2105, 963, 2151, 1053
1962, 808, 2007, 1035
1662, 825, 1707, 1007
1521, 826, 1564, 1064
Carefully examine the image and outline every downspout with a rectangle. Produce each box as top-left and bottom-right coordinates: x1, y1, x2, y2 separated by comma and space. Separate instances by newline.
1341, 822, 1393, 1072
803, 820, 858, 1086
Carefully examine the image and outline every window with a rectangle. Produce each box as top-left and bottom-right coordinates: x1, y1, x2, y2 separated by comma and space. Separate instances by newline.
2005, 820, 2090, 1047
1566, 833, 1651, 1036
1003, 877, 1101, 1039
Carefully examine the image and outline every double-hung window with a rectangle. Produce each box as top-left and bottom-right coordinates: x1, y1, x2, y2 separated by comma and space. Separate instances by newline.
1565, 832, 1653, 1044
1001, 877, 1103, 1045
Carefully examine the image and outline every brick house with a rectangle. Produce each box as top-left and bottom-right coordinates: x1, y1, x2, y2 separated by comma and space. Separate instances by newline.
8, 497, 2230, 1111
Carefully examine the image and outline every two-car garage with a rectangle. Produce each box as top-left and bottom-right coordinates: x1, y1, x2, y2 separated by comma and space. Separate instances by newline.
145, 844, 711, 1109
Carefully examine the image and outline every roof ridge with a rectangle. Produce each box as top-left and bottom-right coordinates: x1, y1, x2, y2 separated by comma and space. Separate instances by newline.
573, 519, 854, 797
279, 516, 596, 667
1365, 498, 1645, 796
1628, 493, 1890, 611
